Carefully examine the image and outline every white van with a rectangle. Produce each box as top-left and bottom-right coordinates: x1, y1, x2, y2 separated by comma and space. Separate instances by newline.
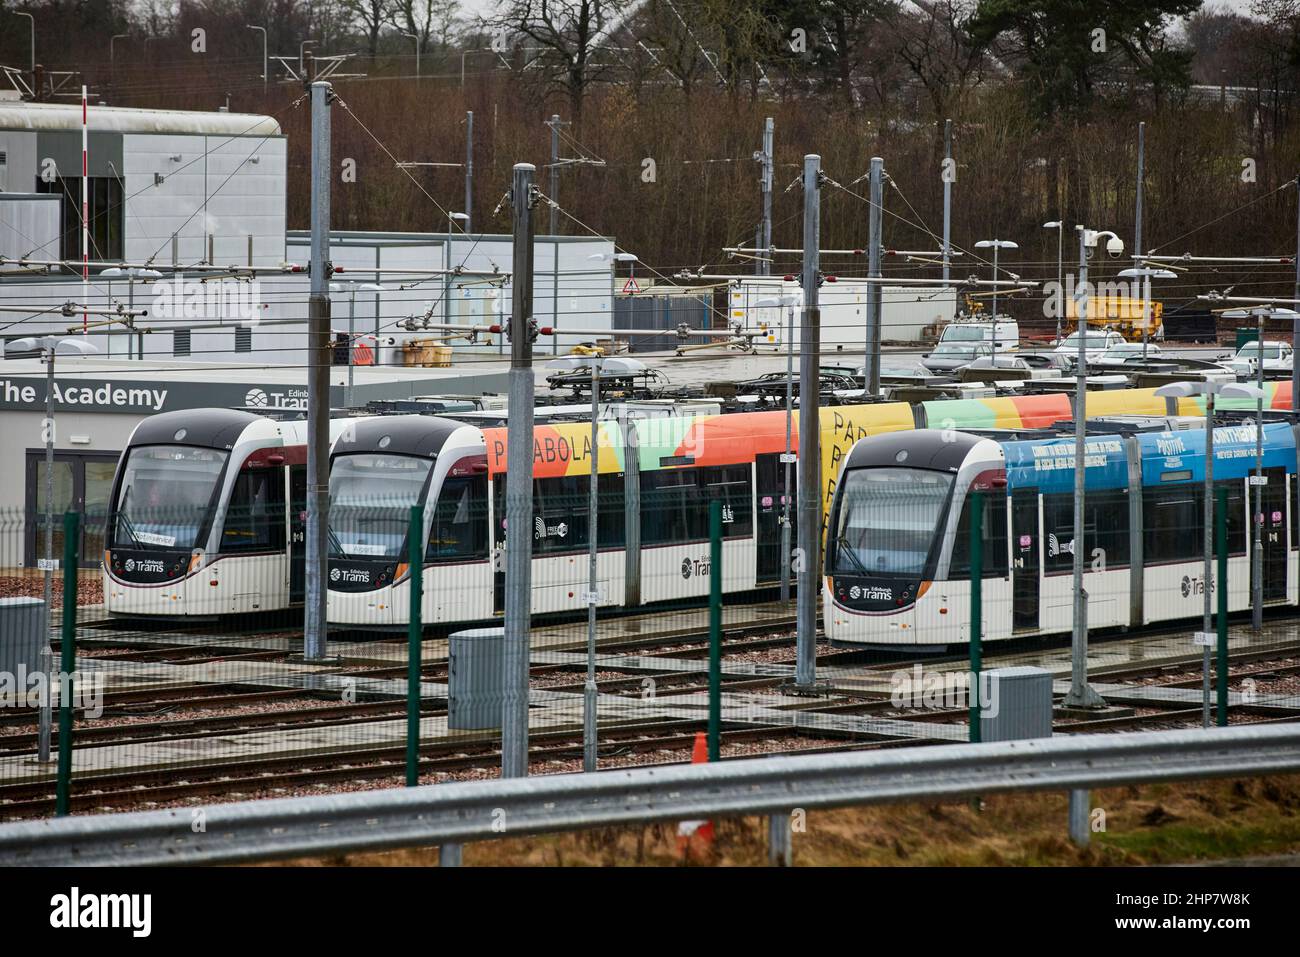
938, 318, 1019, 353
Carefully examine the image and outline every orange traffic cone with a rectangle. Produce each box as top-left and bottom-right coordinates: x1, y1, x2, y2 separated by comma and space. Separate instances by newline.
677, 732, 715, 860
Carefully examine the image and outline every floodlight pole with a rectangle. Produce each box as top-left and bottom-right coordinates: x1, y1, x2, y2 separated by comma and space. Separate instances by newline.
1064, 227, 1105, 710
759, 117, 773, 277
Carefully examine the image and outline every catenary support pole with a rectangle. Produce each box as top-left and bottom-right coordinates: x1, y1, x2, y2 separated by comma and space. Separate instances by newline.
864, 157, 883, 395
1253, 309, 1265, 632
1068, 790, 1089, 847
464, 111, 474, 233
969, 490, 983, 744
780, 301, 794, 604
303, 80, 332, 662
759, 117, 773, 277
1203, 395, 1216, 729
406, 504, 424, 787
796, 155, 821, 690
942, 120, 952, 284
55, 511, 78, 817
768, 812, 792, 866
1064, 227, 1105, 709
38, 348, 55, 762
1293, 173, 1300, 414
1217, 486, 1229, 727
502, 163, 537, 779
583, 359, 600, 773
708, 499, 722, 762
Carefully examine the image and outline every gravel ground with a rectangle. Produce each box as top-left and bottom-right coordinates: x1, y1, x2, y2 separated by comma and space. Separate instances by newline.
0, 574, 101, 607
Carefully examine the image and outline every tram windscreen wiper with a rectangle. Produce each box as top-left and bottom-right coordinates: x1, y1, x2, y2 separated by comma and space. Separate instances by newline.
115, 487, 144, 549
835, 533, 869, 576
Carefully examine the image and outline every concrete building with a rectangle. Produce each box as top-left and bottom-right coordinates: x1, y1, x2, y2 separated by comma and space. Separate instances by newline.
0, 101, 616, 364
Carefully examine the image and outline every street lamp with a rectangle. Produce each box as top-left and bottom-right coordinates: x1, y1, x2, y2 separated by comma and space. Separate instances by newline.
4, 334, 98, 763
1117, 266, 1178, 360
101, 267, 162, 359
1063, 226, 1124, 713
330, 280, 387, 407
756, 291, 802, 603
110, 34, 128, 84
11, 11, 34, 76
973, 239, 1018, 359
403, 33, 420, 79
1155, 380, 1266, 726
448, 211, 469, 234
247, 25, 268, 96
1043, 222, 1064, 342
547, 354, 647, 774
1223, 306, 1300, 632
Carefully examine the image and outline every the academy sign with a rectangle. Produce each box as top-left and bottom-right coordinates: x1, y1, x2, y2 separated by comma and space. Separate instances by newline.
1, 378, 167, 411
0, 376, 336, 414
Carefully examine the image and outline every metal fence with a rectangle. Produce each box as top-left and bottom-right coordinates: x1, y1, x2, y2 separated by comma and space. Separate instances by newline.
2, 449, 1300, 838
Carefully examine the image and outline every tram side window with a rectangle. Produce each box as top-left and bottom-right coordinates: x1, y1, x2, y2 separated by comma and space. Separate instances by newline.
1041, 490, 1129, 572
949, 493, 1009, 578
1219, 482, 1248, 558
641, 466, 753, 546
426, 475, 489, 562
1143, 484, 1200, 564
220, 470, 285, 552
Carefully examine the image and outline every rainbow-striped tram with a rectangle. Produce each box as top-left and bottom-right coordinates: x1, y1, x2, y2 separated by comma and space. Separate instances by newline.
824, 419, 1300, 647
323, 386, 1236, 629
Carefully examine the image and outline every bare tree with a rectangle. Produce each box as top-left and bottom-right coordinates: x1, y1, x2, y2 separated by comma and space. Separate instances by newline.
891, 0, 988, 121
496, 0, 633, 122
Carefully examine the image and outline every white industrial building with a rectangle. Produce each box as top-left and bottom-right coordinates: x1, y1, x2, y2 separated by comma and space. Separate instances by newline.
728, 278, 957, 352
0, 101, 615, 365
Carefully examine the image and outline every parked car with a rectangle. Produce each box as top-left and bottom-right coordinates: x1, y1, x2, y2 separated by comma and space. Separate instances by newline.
1092, 342, 1163, 369
921, 342, 993, 373
1229, 340, 1294, 376
937, 318, 1020, 354
1052, 329, 1127, 370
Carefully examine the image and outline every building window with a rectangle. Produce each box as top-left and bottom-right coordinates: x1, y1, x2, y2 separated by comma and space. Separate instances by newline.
173, 328, 191, 357
235, 326, 252, 353
36, 174, 125, 265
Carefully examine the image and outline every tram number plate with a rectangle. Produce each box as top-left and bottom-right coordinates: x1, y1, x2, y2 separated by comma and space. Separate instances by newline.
1193, 631, 1215, 647
779, 453, 797, 464
36, 559, 59, 571
1248, 475, 1268, 486
581, 589, 603, 605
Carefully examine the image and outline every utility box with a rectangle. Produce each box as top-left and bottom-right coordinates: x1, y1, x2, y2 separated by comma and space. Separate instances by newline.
979, 666, 1053, 742
0, 597, 45, 679
1235, 327, 1259, 351
447, 626, 506, 731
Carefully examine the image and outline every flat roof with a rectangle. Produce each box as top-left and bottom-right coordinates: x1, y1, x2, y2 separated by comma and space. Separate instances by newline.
0, 102, 281, 137
0, 356, 491, 386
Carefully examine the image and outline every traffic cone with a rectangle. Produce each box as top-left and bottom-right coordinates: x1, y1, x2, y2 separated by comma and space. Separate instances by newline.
677, 732, 715, 860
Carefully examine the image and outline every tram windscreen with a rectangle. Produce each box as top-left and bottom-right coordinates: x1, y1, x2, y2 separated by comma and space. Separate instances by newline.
329, 453, 434, 559
832, 468, 954, 577
110, 445, 229, 550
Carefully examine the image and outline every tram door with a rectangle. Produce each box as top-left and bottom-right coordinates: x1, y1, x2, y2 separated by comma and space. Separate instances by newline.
755, 453, 796, 585
1260, 467, 1288, 602
1011, 490, 1040, 632
289, 466, 307, 604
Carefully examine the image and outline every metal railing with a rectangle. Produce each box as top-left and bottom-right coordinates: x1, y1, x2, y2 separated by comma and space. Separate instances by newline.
2, 723, 1298, 866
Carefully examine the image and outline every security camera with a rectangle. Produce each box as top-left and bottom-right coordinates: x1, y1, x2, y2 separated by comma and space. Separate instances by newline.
1106, 236, 1125, 259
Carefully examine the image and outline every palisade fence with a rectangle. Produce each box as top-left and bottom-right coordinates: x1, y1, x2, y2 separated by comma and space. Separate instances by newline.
0, 480, 1298, 832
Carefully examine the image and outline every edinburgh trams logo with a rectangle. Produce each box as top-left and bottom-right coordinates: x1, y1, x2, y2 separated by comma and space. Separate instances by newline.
245, 388, 269, 407
330, 567, 371, 584
243, 386, 307, 410
681, 556, 711, 579
1181, 574, 1214, 598
849, 584, 893, 601
123, 558, 164, 573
